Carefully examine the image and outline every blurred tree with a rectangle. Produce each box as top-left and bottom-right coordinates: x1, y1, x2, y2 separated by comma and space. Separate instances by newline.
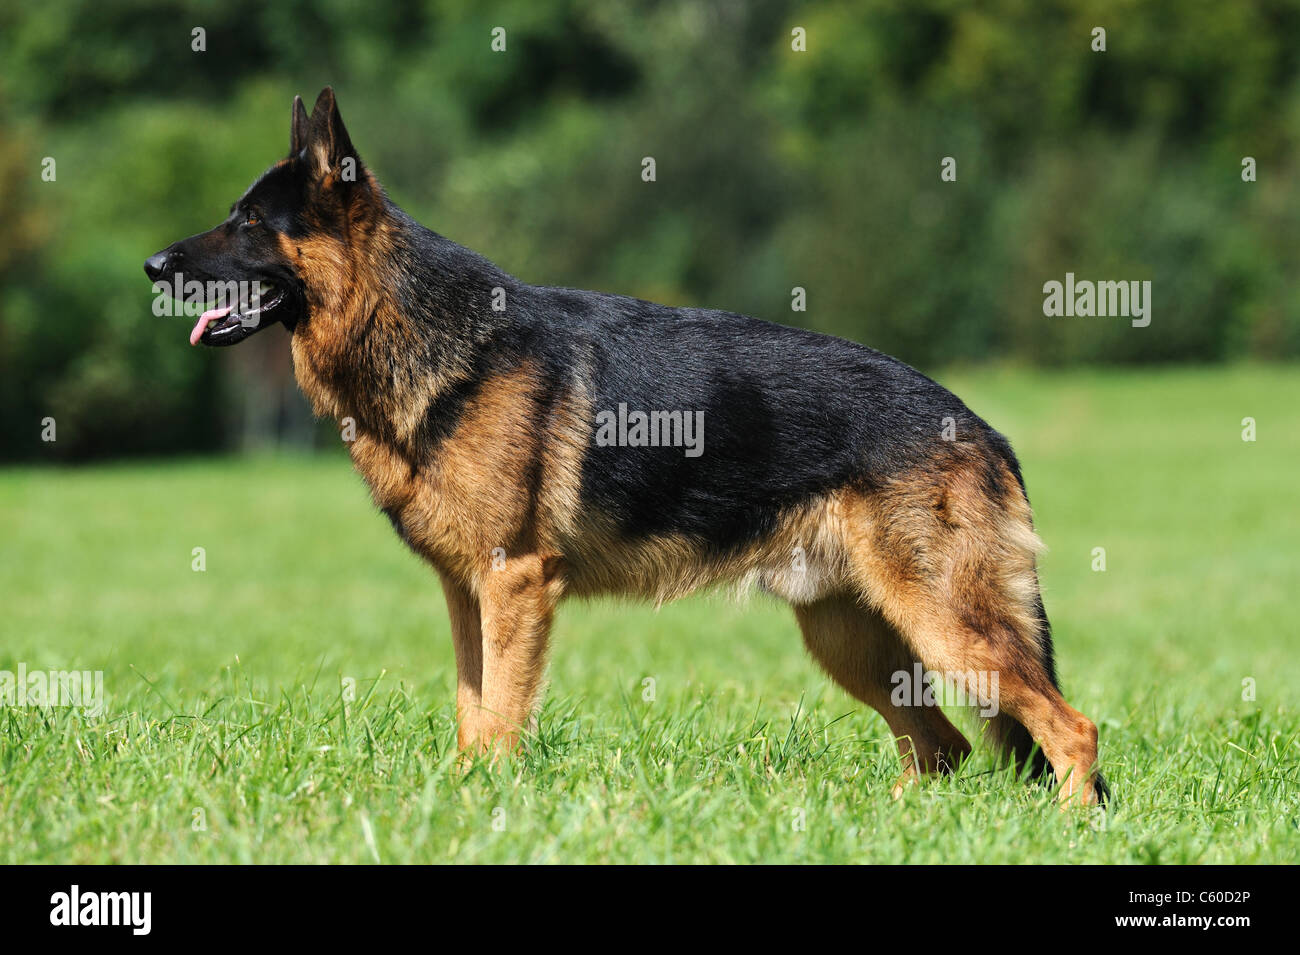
1, 0, 1298, 459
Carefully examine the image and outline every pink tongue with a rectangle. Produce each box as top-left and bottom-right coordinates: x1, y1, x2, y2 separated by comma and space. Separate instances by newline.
190, 305, 233, 346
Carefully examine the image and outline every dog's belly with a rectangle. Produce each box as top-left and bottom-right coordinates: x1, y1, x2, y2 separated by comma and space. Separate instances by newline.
358, 431, 849, 608
560, 494, 850, 606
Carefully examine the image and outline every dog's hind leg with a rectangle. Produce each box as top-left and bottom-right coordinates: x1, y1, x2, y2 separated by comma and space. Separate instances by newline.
793, 595, 972, 797
843, 456, 1105, 806
979, 588, 1055, 784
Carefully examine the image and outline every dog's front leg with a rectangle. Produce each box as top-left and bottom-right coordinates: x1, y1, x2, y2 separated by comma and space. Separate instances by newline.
472, 553, 564, 757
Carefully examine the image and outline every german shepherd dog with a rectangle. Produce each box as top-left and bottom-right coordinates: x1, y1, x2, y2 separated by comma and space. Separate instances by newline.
145, 89, 1106, 805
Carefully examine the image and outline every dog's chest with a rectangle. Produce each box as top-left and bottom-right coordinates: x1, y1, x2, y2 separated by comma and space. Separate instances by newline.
346, 425, 541, 581
289, 332, 338, 418
348, 433, 457, 569
319, 356, 582, 583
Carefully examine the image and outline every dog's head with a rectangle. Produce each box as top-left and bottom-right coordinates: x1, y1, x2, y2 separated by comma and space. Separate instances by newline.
144, 88, 373, 346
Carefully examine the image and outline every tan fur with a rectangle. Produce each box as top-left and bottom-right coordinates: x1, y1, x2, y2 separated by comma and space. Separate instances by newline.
337, 362, 579, 756
832, 448, 1101, 804
346, 362, 572, 583
281, 222, 466, 444
438, 571, 483, 753
475, 551, 564, 753
562, 493, 848, 605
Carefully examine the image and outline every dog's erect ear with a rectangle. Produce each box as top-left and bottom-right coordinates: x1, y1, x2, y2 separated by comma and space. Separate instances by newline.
303, 86, 362, 184
290, 94, 310, 158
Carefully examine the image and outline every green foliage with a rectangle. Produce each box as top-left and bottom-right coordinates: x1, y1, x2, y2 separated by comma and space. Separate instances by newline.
3, 1, 1299, 458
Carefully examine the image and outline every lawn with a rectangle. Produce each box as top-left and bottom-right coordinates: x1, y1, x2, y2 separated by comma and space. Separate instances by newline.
1, 366, 1296, 863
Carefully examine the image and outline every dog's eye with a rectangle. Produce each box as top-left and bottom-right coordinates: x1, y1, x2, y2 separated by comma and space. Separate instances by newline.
244, 212, 261, 227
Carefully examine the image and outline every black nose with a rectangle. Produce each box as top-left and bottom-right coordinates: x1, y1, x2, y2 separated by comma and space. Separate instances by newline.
143, 249, 177, 281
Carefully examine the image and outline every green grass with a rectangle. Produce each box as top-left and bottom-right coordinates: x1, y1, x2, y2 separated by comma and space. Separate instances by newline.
1, 365, 1297, 863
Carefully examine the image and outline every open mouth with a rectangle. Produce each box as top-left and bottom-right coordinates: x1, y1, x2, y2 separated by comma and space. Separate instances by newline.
189, 281, 286, 346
